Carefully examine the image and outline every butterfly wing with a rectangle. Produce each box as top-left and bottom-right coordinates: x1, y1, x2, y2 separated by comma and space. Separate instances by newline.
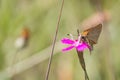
82, 24, 102, 44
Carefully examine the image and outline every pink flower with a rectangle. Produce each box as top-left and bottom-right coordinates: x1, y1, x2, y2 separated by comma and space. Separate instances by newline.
61, 37, 90, 52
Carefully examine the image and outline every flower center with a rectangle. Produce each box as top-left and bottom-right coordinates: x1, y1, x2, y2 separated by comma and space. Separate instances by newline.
72, 35, 82, 47
73, 40, 81, 47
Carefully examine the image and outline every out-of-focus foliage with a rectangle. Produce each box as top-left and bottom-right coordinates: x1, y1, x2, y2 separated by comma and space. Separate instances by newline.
0, 0, 120, 80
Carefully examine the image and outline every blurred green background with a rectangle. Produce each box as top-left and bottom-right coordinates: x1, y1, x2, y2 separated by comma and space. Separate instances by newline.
0, 0, 120, 80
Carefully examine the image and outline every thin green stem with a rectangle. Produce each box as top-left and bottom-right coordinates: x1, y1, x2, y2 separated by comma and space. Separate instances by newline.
45, 0, 64, 80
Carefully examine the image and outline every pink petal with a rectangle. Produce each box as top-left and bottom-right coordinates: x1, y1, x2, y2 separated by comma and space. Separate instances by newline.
83, 42, 92, 51
62, 46, 74, 52
61, 38, 74, 44
76, 42, 89, 51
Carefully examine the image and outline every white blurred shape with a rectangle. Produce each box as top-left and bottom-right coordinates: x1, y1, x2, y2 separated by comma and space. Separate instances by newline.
15, 37, 25, 49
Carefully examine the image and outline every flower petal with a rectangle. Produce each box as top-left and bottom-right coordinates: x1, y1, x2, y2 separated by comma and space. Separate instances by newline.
61, 38, 74, 44
83, 42, 92, 51
62, 46, 74, 51
76, 42, 89, 51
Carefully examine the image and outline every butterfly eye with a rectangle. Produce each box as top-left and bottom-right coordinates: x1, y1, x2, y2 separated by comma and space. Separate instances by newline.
81, 36, 85, 39
80, 36, 85, 42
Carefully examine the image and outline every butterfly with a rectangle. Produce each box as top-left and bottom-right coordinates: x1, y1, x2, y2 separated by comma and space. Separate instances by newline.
80, 23, 102, 52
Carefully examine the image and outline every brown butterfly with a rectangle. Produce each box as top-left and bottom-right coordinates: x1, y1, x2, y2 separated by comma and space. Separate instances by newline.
81, 23, 102, 52
77, 23, 102, 80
